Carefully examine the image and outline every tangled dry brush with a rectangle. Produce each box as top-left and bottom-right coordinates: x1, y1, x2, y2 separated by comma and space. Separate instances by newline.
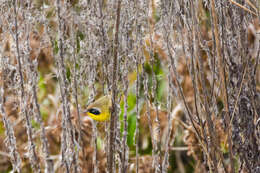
0, 0, 259, 173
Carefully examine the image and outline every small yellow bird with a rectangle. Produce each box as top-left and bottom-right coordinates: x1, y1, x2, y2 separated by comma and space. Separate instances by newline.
86, 95, 112, 121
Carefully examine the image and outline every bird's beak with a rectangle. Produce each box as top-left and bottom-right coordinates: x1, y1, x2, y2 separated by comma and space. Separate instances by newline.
81, 110, 93, 122
82, 110, 89, 115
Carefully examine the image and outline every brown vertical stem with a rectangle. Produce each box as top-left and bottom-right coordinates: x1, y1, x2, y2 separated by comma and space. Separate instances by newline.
135, 55, 140, 173
56, 0, 78, 172
210, 0, 232, 172
108, 0, 121, 172
13, 0, 40, 172
210, 0, 229, 116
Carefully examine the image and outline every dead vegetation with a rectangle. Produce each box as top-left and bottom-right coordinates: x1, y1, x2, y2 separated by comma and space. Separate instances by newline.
0, 0, 259, 173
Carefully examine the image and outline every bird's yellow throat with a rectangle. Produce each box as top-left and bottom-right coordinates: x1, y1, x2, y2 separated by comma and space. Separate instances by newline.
86, 95, 112, 121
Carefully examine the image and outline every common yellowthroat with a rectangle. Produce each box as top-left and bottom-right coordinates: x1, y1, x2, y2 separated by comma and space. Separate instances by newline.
86, 95, 112, 121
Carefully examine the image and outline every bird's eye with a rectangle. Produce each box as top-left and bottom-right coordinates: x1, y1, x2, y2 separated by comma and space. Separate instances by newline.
88, 108, 101, 115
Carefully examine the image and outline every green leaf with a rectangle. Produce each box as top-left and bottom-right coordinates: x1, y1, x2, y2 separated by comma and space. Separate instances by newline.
53, 39, 59, 55
31, 120, 40, 130
127, 113, 136, 147
46, 7, 55, 18
0, 122, 4, 135
66, 67, 71, 82
38, 73, 46, 100
76, 31, 85, 53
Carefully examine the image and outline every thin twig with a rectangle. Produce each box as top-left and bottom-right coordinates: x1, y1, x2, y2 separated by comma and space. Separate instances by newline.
108, 0, 121, 172
71, 9, 83, 173
245, 0, 258, 12
121, 63, 129, 172
13, 0, 40, 172
170, 147, 189, 151
23, 2, 54, 172
223, 59, 249, 147
228, 0, 258, 16
135, 49, 140, 173
56, 0, 78, 172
